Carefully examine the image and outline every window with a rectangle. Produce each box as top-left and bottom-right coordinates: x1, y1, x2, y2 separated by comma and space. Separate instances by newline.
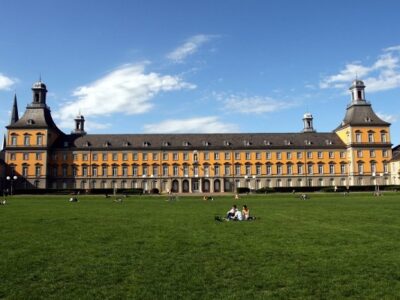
297, 164, 303, 174
183, 152, 189, 161
329, 164, 335, 174
10, 153, 16, 161
123, 153, 128, 161
214, 165, 220, 176
142, 153, 148, 161
340, 151, 346, 159
173, 152, 178, 161
82, 153, 88, 161
224, 152, 230, 160
355, 132, 362, 143
340, 164, 346, 174
132, 165, 138, 176
163, 152, 168, 160
82, 165, 88, 176
173, 165, 179, 176
381, 132, 387, 143
204, 152, 209, 160
122, 165, 128, 176
307, 164, 313, 175
235, 165, 241, 175
92, 166, 98, 176
266, 164, 272, 175
245, 165, 251, 175
329, 152, 334, 159
286, 152, 292, 160
152, 153, 158, 161
73, 166, 78, 176
112, 153, 118, 161
204, 165, 209, 176
370, 162, 376, 174
245, 152, 251, 160
22, 166, 28, 177
297, 152, 302, 159
383, 150, 388, 157
266, 152, 271, 160
235, 152, 241, 160
11, 136, 17, 146
93, 153, 98, 161
102, 153, 108, 161
36, 153, 42, 160
318, 152, 323, 159
153, 166, 158, 177
276, 152, 281, 160
62, 166, 68, 177
183, 165, 189, 176
357, 150, 363, 158
276, 164, 282, 175
368, 132, 374, 143
214, 152, 220, 160
112, 166, 118, 176
287, 164, 293, 175
193, 165, 199, 176
132, 152, 138, 161
307, 152, 312, 159
162, 165, 169, 176
256, 165, 261, 175
358, 163, 364, 174
142, 165, 148, 176
318, 164, 324, 174
384, 162, 388, 173
370, 150, 375, 158
35, 165, 41, 177
24, 135, 30, 146
224, 165, 231, 175
255, 152, 261, 160
102, 165, 108, 176
36, 135, 43, 146
23, 153, 29, 160
193, 153, 198, 161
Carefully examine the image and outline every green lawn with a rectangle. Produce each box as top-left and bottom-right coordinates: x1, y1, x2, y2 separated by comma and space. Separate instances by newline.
1, 193, 400, 299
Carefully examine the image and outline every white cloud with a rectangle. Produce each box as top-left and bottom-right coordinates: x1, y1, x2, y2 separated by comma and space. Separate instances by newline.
320, 46, 400, 92
215, 93, 297, 114
143, 116, 238, 133
54, 63, 195, 129
0, 73, 16, 90
377, 112, 398, 123
167, 34, 215, 63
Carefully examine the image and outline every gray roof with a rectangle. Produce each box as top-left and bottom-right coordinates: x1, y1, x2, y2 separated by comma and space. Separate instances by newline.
336, 102, 390, 130
6, 106, 62, 133
392, 145, 400, 162
53, 132, 347, 151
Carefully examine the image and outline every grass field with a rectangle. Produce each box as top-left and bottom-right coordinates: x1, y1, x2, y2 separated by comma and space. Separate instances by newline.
1, 193, 400, 299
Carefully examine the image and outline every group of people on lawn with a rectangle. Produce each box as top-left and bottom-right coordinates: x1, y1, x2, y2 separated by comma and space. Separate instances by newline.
225, 204, 252, 221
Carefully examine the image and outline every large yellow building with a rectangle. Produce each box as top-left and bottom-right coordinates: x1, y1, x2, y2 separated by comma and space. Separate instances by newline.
3, 79, 395, 193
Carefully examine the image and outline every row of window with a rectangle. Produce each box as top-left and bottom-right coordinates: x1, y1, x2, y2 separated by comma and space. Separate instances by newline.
354, 131, 388, 143
10, 134, 44, 146
49, 150, 348, 162
357, 149, 389, 158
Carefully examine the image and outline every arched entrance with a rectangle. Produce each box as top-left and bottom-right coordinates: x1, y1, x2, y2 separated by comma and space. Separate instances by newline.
214, 179, 221, 192
171, 180, 179, 193
203, 179, 210, 193
182, 180, 189, 193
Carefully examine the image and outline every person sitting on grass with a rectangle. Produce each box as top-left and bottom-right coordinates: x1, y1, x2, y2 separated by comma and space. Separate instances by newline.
242, 205, 250, 220
1, 199, 6, 205
233, 208, 243, 221
69, 197, 78, 202
226, 205, 237, 220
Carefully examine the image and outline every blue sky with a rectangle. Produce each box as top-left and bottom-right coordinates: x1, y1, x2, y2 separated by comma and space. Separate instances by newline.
1, 0, 400, 145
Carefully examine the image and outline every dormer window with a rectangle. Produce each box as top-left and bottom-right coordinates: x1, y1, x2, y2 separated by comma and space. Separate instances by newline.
284, 140, 292, 145
304, 140, 312, 145
364, 117, 372, 123
325, 140, 333, 145
84, 141, 91, 147
243, 140, 251, 146
123, 141, 130, 147
224, 141, 230, 146
264, 140, 271, 146
27, 119, 35, 125
182, 141, 190, 146
162, 141, 170, 147
203, 141, 210, 146
143, 141, 150, 147
104, 141, 110, 147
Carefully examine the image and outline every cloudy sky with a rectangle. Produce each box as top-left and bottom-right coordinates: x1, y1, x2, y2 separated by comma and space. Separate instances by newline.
1, 0, 400, 145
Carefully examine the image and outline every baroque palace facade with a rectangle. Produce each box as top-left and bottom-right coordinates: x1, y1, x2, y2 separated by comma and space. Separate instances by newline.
2, 79, 397, 193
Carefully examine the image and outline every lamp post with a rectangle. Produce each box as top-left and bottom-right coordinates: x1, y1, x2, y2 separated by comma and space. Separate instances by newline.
6, 175, 18, 195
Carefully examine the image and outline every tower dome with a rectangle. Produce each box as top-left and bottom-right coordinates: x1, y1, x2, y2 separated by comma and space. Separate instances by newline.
32, 81, 47, 90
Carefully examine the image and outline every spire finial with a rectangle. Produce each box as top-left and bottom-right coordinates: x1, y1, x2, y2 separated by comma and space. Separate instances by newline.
10, 93, 19, 124
355, 72, 358, 80
39, 73, 42, 82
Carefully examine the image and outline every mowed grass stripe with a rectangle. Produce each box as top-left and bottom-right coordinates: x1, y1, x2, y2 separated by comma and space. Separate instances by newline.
0, 193, 400, 299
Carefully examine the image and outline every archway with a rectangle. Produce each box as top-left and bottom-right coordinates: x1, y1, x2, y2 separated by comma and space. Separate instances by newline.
171, 180, 179, 193
203, 179, 210, 193
214, 179, 221, 192
182, 180, 189, 193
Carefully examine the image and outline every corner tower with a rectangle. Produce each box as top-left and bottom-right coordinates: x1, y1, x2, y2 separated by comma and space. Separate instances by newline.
5, 80, 65, 189
335, 80, 392, 186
